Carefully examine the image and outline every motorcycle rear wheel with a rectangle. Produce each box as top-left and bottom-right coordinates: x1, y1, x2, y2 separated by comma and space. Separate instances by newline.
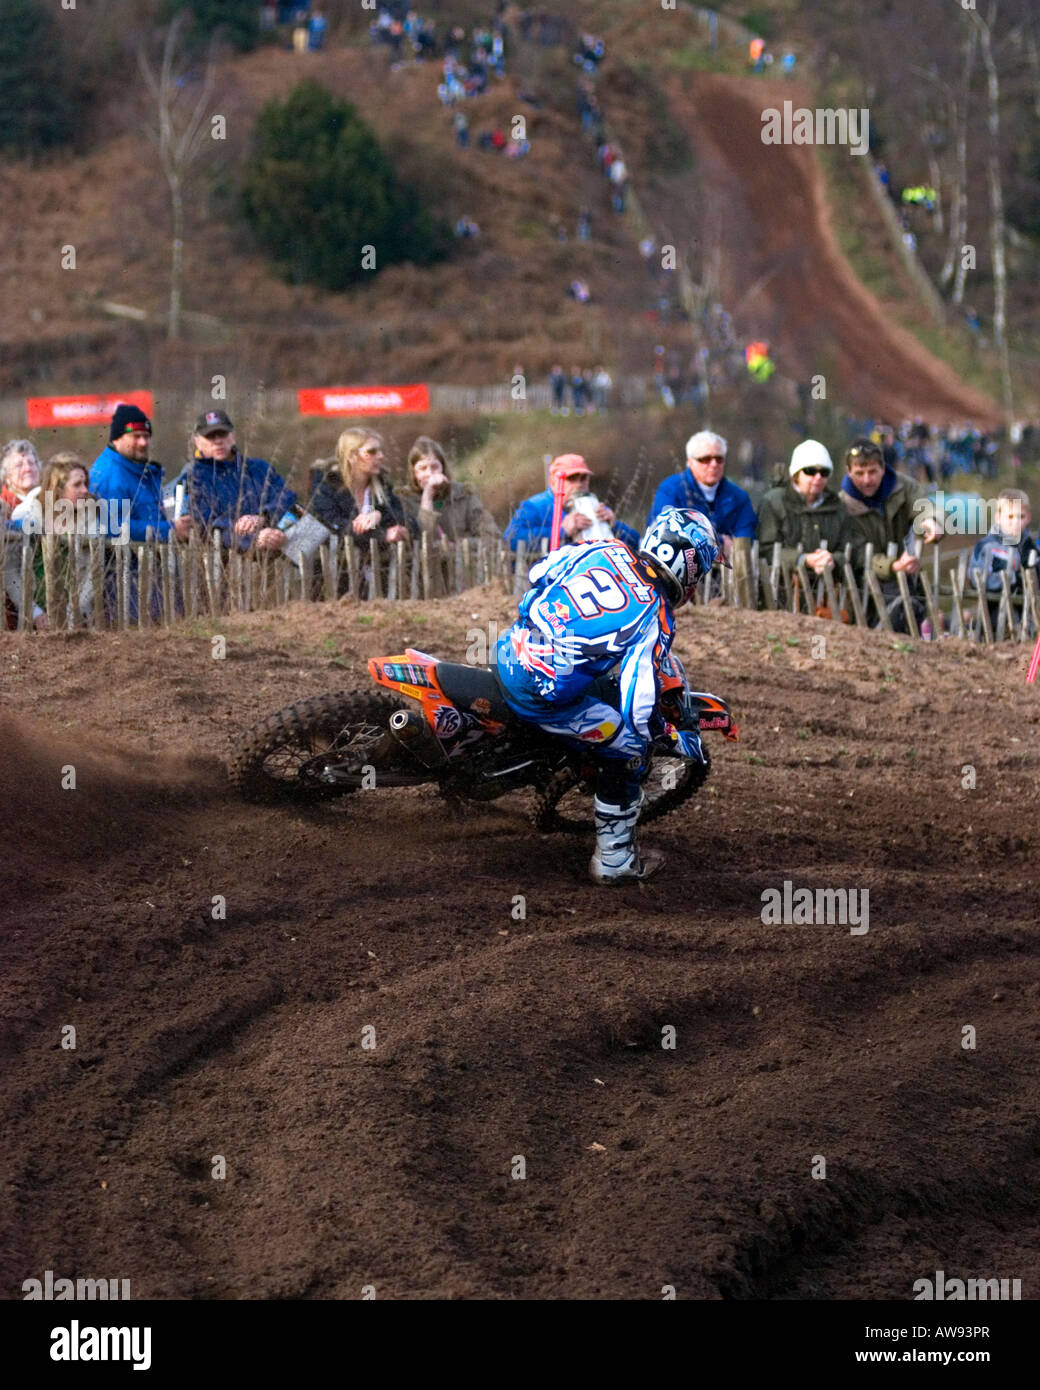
227, 690, 420, 803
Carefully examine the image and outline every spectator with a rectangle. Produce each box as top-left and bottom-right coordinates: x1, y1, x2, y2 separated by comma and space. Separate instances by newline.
549, 363, 567, 415
90, 405, 190, 546
308, 429, 414, 550
490, 126, 507, 151
400, 435, 499, 543
592, 366, 612, 412
647, 431, 757, 548
34, 453, 98, 624
308, 7, 327, 50
609, 156, 628, 213
1, 440, 46, 629
577, 207, 592, 240
1, 438, 42, 522
455, 215, 479, 238
567, 278, 591, 304
968, 488, 1037, 633
171, 410, 295, 553
16, 450, 96, 537
89, 404, 192, 621
453, 111, 469, 146
570, 365, 588, 416
505, 454, 638, 552
840, 436, 940, 632
756, 440, 852, 593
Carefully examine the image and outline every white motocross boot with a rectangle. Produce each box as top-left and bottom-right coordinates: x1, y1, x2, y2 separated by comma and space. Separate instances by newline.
588, 798, 664, 884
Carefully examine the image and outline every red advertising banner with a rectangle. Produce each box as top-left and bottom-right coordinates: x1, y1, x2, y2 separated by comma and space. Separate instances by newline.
297, 384, 430, 417
25, 391, 155, 429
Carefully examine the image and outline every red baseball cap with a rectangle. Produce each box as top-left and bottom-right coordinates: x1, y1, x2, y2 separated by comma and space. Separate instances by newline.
549, 453, 592, 486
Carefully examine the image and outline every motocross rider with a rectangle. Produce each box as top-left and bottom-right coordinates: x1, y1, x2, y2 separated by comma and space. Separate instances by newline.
495, 507, 726, 883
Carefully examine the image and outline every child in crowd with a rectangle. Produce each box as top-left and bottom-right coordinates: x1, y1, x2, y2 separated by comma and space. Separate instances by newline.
969, 488, 1037, 633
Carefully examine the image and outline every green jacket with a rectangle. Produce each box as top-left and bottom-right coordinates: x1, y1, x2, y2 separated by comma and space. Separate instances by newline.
400, 480, 499, 542
756, 483, 852, 573
840, 471, 933, 581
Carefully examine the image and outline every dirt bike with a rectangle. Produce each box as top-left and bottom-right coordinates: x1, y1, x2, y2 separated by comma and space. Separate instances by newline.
227, 648, 738, 832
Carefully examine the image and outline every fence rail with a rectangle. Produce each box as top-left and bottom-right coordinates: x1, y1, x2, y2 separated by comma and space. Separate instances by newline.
3, 529, 1034, 647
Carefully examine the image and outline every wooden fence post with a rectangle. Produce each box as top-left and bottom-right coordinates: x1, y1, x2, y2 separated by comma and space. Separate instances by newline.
161, 542, 176, 627
329, 532, 340, 600
368, 538, 382, 600
417, 530, 431, 597
344, 536, 358, 598
732, 536, 753, 608
894, 570, 919, 639
16, 536, 32, 630
1022, 566, 1040, 641
864, 569, 894, 632
919, 569, 942, 637
185, 531, 201, 619
843, 563, 867, 627
119, 542, 131, 630
970, 568, 993, 644
998, 569, 1017, 642
137, 540, 150, 629
89, 537, 105, 630
513, 540, 527, 597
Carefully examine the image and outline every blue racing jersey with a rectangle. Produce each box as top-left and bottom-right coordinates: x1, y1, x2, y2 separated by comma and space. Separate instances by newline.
495, 539, 678, 754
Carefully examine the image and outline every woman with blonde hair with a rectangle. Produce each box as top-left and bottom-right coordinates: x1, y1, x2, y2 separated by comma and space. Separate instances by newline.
308, 428, 414, 545
400, 435, 499, 542
34, 452, 99, 625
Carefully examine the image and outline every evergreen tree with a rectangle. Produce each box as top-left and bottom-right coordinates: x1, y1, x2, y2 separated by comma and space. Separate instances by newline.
164, 0, 261, 53
240, 82, 450, 291
0, 0, 79, 154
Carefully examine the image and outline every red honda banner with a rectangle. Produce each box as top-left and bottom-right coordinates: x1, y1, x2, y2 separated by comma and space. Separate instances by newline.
25, 391, 154, 429
298, 384, 430, 417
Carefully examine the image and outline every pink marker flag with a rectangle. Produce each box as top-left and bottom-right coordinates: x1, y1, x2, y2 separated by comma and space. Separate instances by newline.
549, 475, 566, 551
1027, 629, 1040, 683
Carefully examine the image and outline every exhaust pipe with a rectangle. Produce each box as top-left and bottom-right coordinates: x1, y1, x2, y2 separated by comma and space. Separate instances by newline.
388, 709, 448, 768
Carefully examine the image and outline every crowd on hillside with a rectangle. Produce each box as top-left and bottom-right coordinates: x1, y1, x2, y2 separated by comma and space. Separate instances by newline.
2, 402, 1030, 637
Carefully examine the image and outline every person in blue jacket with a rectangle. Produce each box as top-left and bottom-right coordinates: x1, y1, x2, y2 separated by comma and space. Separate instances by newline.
90, 402, 193, 621
90, 403, 193, 545
646, 430, 756, 551
171, 410, 296, 551
504, 453, 639, 552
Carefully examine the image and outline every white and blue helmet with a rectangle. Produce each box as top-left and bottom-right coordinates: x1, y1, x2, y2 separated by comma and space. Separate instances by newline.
638, 507, 727, 607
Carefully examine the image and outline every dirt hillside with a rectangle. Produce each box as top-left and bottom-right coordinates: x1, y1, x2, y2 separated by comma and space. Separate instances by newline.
2, 598, 1038, 1298
666, 75, 1000, 427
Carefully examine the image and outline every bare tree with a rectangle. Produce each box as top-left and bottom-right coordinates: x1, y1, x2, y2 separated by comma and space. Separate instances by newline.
137, 12, 218, 340
947, 27, 977, 303
969, 1, 1013, 418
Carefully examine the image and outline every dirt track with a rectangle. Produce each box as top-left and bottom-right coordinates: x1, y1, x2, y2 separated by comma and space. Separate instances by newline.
667, 75, 1000, 428
2, 596, 1039, 1299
